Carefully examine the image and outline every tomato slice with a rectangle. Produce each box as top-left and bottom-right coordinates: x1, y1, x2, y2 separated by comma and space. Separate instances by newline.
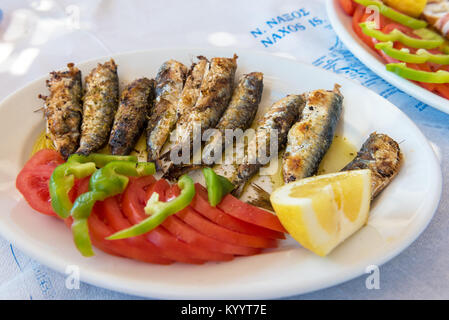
99, 196, 173, 264
122, 176, 157, 225
338, 0, 355, 16
16, 165, 57, 216
162, 216, 237, 259
192, 184, 285, 239
72, 176, 173, 264
167, 185, 277, 249
16, 149, 66, 216
23, 149, 64, 171
121, 178, 205, 264
218, 195, 287, 233
352, 4, 376, 50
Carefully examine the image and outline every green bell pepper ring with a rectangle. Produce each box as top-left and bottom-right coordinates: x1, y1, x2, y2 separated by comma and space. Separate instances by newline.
106, 175, 195, 240
49, 161, 97, 219
202, 167, 235, 207
49, 153, 138, 219
353, 0, 427, 29
386, 63, 449, 83
376, 42, 449, 64
360, 22, 444, 49
70, 161, 155, 256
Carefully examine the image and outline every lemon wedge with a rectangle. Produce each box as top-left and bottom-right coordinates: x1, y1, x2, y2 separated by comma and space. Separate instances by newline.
384, 0, 427, 18
270, 169, 371, 256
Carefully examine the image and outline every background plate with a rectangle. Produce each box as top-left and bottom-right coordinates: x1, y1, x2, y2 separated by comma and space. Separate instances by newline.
0, 48, 442, 299
326, 0, 449, 115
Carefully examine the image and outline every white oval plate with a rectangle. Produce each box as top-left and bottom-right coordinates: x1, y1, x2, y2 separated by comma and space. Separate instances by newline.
0, 48, 442, 299
326, 0, 449, 115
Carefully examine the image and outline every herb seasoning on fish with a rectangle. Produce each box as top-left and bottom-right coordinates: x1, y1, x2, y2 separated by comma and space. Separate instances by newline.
77, 59, 119, 155
161, 55, 238, 169
109, 78, 155, 155
343, 133, 402, 198
146, 60, 188, 162
283, 85, 343, 183
165, 71, 263, 179
39, 63, 83, 159
232, 94, 305, 197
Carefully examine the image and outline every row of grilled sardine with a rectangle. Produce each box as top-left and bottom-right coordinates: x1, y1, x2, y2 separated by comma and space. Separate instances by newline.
41, 55, 241, 162
41, 57, 401, 201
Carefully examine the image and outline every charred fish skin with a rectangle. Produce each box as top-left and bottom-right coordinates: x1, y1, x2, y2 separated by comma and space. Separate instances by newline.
343, 133, 402, 198
146, 60, 188, 162
232, 94, 305, 197
162, 55, 238, 165
165, 71, 263, 179
40, 63, 83, 159
109, 78, 155, 155
283, 85, 343, 183
205, 71, 264, 154
77, 59, 119, 155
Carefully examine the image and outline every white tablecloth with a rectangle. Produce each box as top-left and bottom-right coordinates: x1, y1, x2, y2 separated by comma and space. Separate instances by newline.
0, 0, 447, 299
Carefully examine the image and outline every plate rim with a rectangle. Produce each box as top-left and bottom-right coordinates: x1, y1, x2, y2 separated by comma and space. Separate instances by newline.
325, 0, 449, 115
0, 47, 443, 299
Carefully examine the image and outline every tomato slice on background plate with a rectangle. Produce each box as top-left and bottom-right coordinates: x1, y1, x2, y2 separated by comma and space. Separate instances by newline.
338, 0, 355, 16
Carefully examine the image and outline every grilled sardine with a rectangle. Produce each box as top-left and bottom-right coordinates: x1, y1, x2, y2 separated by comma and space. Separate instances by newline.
109, 78, 155, 155
40, 63, 83, 159
343, 133, 402, 198
250, 132, 402, 210
283, 85, 343, 183
162, 55, 238, 168
165, 71, 263, 179
146, 60, 188, 162
232, 94, 305, 197
77, 59, 119, 155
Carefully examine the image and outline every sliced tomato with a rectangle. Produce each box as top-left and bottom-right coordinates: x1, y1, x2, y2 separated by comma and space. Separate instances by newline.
71, 177, 172, 264
16, 149, 66, 216
218, 194, 287, 233
382, 23, 419, 38
16, 165, 57, 216
192, 184, 285, 239
122, 178, 205, 264
352, 4, 376, 50
121, 176, 157, 225
162, 216, 238, 259
338, 0, 355, 16
176, 205, 277, 249
407, 63, 438, 92
99, 196, 173, 265
23, 149, 64, 171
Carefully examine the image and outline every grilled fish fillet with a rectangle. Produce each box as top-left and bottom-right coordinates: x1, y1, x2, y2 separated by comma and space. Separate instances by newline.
161, 55, 238, 168
146, 60, 188, 162
77, 59, 119, 155
342, 133, 402, 198
109, 78, 155, 155
39, 63, 83, 159
232, 94, 305, 197
283, 85, 343, 183
164, 71, 264, 179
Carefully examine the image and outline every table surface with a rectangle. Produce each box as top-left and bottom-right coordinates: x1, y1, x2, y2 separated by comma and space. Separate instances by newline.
0, 0, 447, 300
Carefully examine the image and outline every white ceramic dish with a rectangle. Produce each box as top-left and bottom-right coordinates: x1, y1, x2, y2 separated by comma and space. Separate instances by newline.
0, 48, 442, 299
326, 0, 449, 115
